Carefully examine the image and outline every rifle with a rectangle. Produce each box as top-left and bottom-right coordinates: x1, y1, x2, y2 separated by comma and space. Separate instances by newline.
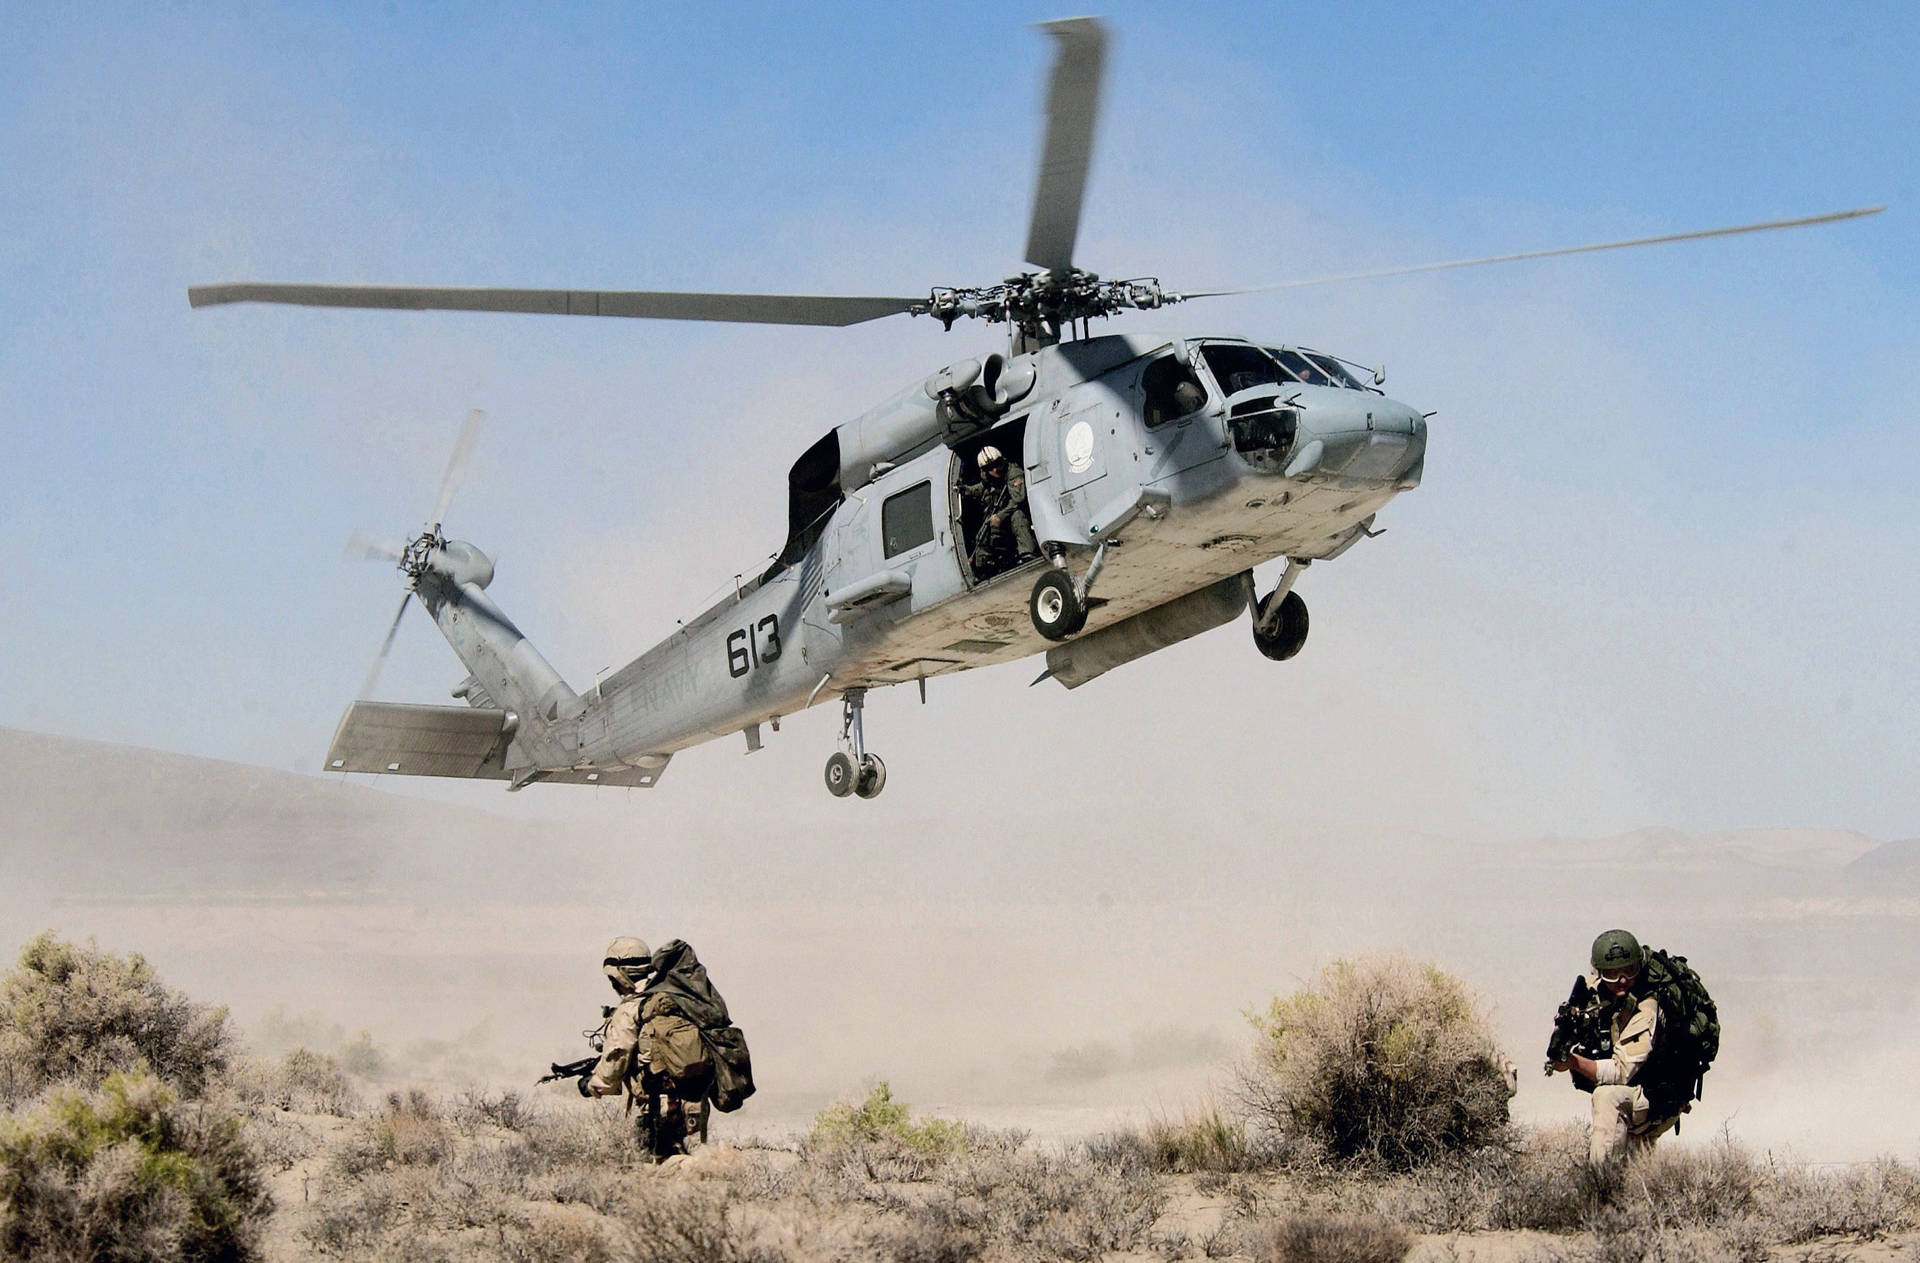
538, 1006, 618, 1095
538, 1055, 601, 1095
1544, 975, 1611, 1092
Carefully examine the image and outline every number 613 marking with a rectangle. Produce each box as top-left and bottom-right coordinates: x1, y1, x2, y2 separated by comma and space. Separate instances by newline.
726, 616, 781, 678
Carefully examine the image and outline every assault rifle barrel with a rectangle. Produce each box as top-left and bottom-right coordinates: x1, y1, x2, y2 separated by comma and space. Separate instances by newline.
538, 1055, 599, 1085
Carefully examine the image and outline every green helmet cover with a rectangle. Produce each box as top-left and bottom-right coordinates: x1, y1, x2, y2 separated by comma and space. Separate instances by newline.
1591, 929, 1644, 973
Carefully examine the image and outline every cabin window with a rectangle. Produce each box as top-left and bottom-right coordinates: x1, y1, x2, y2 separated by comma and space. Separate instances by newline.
882, 481, 935, 557
1141, 355, 1208, 427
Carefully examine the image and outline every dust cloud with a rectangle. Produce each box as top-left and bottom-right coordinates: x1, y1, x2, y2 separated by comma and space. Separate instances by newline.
2, 726, 1913, 1159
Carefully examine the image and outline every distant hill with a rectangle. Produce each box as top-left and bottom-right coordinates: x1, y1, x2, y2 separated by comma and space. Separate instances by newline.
1845, 839, 1920, 894
0, 726, 1895, 911
0, 727, 567, 901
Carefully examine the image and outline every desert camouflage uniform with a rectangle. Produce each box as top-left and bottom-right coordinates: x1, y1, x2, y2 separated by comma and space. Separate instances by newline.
1585, 973, 1677, 1165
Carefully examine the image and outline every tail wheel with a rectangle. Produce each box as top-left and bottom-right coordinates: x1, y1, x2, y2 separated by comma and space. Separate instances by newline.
854, 754, 887, 799
824, 751, 857, 797
1029, 570, 1087, 640
1253, 590, 1309, 661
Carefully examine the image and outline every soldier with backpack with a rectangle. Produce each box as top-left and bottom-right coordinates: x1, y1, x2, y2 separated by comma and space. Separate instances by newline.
1548, 929, 1719, 1167
576, 935, 755, 1161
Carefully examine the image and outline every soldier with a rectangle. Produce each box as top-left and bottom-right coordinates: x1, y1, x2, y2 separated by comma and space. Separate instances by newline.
585, 935, 654, 1099
584, 935, 712, 1160
1549, 929, 1678, 1166
964, 444, 1038, 579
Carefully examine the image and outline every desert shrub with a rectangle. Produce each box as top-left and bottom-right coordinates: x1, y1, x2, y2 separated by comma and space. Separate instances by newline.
1242, 1212, 1412, 1263
809, 1081, 965, 1158
332, 1087, 453, 1176
0, 932, 235, 1105
336, 1028, 389, 1078
0, 1070, 271, 1261
1119, 1105, 1260, 1174
863, 1208, 983, 1263
497, 1213, 619, 1263
925, 1143, 1163, 1261
1240, 955, 1513, 1170
1766, 1155, 1920, 1243
453, 1086, 532, 1132
520, 1100, 640, 1167
619, 1183, 776, 1263
236, 1046, 360, 1117
244, 1109, 318, 1171
1617, 1136, 1762, 1231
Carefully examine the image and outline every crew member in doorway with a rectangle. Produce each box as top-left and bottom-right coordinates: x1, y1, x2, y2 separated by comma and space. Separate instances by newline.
964, 445, 1037, 580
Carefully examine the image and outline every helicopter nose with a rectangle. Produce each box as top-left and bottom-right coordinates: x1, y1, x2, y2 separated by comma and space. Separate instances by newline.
1285, 395, 1425, 487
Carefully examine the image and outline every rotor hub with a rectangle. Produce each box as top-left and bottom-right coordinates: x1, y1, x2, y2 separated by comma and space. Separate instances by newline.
914, 269, 1184, 345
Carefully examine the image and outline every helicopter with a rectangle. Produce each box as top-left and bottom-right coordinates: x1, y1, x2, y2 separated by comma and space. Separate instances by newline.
188, 18, 1879, 799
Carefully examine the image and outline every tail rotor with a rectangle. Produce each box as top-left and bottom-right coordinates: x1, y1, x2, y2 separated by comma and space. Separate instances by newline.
343, 410, 488, 697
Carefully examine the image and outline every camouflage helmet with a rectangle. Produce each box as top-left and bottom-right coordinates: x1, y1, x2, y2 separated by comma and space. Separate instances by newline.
1590, 929, 1643, 975
603, 936, 652, 990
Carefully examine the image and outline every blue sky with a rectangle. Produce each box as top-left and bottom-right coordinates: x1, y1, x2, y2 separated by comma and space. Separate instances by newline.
2, 2, 1914, 839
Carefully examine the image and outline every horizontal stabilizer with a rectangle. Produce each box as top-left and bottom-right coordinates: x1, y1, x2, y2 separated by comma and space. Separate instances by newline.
325, 702, 666, 788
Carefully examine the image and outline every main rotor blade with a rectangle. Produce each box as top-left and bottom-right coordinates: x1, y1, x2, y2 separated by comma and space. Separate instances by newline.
430, 409, 483, 532
1023, 17, 1109, 275
1185, 206, 1885, 298
188, 284, 923, 327
358, 591, 412, 700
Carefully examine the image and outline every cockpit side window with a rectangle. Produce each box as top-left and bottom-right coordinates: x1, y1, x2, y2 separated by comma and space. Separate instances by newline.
1141, 354, 1208, 428
1199, 343, 1289, 395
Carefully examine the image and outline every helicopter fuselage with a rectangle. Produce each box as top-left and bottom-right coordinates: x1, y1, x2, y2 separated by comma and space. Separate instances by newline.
441, 331, 1424, 784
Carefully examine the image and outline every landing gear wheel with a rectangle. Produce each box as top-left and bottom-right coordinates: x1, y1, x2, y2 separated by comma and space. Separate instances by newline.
854, 754, 887, 799
1253, 590, 1309, 661
824, 751, 857, 797
1029, 570, 1087, 640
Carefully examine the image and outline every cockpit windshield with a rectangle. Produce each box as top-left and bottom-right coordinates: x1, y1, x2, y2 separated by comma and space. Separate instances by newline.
1267, 347, 1367, 391
1259, 343, 1367, 387
1199, 342, 1290, 395
1200, 341, 1371, 393
1305, 351, 1366, 390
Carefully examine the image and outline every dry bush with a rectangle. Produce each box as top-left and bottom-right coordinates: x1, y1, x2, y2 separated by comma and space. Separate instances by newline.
234, 1046, 361, 1117
1618, 1137, 1762, 1231
496, 1213, 619, 1263
862, 1209, 983, 1263
332, 1087, 454, 1176
0, 1070, 271, 1261
809, 1081, 965, 1158
1096, 1105, 1261, 1174
521, 1099, 643, 1165
1761, 1155, 1920, 1244
1242, 1212, 1412, 1263
923, 1143, 1164, 1261
618, 1183, 781, 1263
1240, 955, 1513, 1170
0, 932, 235, 1106
453, 1086, 532, 1132
244, 1108, 319, 1171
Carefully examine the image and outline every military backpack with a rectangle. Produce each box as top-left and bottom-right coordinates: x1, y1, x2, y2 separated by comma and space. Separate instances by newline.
1635, 947, 1719, 1119
641, 939, 756, 1113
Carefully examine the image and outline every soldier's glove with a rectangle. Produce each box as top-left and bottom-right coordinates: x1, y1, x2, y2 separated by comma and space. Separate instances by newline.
577, 1076, 593, 1098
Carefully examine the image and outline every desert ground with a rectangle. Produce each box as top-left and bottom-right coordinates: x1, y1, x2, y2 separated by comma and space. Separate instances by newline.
3, 725, 1917, 1260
